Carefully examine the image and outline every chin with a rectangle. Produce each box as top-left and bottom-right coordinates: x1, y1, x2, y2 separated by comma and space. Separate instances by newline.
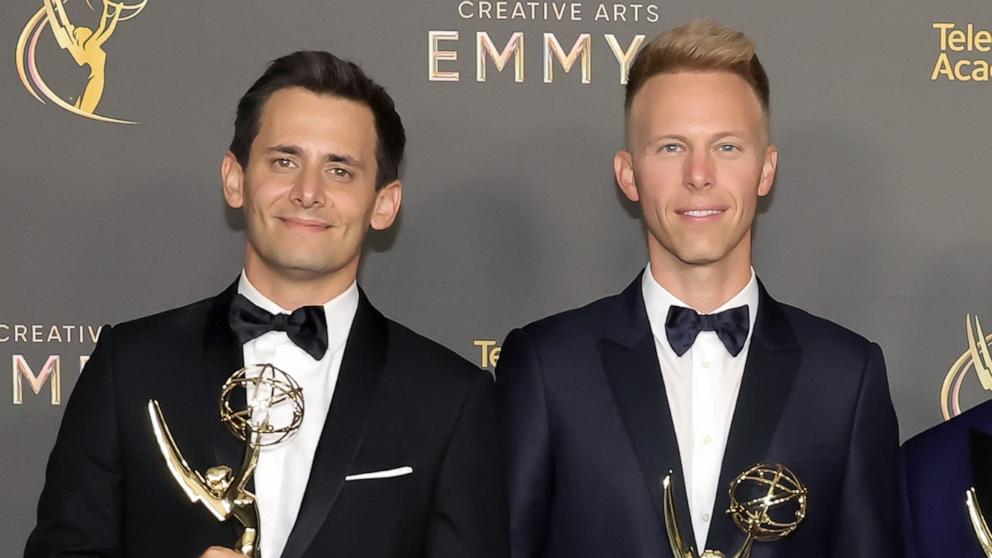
262, 253, 343, 277
667, 243, 733, 266
675, 255, 726, 267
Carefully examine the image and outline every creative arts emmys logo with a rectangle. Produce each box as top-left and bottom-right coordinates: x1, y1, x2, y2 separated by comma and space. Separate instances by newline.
4, 322, 103, 406
428, 1, 660, 84
941, 314, 992, 419
15, 0, 148, 124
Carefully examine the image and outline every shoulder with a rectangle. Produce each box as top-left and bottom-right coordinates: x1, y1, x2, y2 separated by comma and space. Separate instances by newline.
778, 302, 873, 348
381, 314, 491, 390
757, 291, 889, 395
106, 293, 219, 344
770, 299, 880, 364
507, 292, 619, 347
903, 400, 992, 461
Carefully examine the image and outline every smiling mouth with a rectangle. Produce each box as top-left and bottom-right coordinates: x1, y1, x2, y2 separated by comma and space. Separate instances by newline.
678, 209, 725, 218
278, 216, 331, 229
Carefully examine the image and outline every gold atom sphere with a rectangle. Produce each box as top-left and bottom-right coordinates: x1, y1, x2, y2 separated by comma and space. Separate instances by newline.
727, 463, 808, 542
219, 363, 304, 446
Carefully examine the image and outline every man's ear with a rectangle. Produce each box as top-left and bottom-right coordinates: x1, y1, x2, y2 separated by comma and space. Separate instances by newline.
614, 150, 639, 202
221, 152, 245, 208
758, 144, 778, 197
370, 180, 402, 231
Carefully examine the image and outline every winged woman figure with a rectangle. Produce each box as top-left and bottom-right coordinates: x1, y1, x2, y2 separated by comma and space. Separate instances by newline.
43, 0, 124, 113
147, 400, 262, 556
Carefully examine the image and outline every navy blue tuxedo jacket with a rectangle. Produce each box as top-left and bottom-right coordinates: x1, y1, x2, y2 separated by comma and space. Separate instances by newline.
496, 274, 902, 558
25, 281, 508, 558
902, 399, 992, 557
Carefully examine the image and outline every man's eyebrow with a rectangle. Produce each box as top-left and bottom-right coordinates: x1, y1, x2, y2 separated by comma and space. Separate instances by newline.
267, 145, 303, 156
646, 130, 754, 144
710, 130, 752, 139
265, 145, 362, 166
326, 153, 362, 166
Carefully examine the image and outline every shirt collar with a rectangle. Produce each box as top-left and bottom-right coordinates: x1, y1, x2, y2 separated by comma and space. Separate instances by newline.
237, 271, 359, 357
641, 264, 759, 350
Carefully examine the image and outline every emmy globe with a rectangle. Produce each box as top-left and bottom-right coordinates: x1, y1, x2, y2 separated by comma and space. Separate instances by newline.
147, 363, 305, 557
663, 463, 808, 558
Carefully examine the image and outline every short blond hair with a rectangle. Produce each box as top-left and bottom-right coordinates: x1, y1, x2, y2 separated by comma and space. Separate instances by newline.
625, 19, 769, 117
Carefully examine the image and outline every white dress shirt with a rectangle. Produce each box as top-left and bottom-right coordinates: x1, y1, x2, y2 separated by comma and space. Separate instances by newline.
237, 272, 359, 558
641, 265, 759, 551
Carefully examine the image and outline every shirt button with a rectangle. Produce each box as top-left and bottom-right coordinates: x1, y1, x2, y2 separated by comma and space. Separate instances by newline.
703, 435, 712, 445
701, 513, 711, 522
701, 361, 711, 369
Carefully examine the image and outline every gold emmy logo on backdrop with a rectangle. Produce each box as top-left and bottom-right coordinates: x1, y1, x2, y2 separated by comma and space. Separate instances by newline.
15, 0, 148, 124
663, 463, 808, 558
147, 364, 305, 558
940, 314, 992, 420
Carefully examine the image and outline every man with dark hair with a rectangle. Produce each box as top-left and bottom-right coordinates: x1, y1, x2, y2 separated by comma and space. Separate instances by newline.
496, 20, 902, 558
25, 50, 508, 558
227, 51, 406, 189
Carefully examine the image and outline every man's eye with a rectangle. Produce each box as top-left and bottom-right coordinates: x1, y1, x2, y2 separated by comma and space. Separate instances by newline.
718, 144, 740, 152
661, 144, 682, 153
329, 167, 351, 178
274, 158, 296, 168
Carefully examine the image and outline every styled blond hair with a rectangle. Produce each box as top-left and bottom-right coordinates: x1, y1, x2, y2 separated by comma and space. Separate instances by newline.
624, 19, 769, 116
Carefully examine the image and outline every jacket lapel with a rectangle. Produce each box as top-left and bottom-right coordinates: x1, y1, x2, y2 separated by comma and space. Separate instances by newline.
704, 281, 802, 552
600, 274, 698, 554
281, 289, 389, 558
201, 280, 248, 473
970, 428, 992, 526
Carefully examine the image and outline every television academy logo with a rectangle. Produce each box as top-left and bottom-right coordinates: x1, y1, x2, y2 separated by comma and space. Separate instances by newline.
15, 0, 148, 124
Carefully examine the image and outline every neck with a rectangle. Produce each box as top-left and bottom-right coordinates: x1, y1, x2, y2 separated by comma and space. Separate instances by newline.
244, 255, 357, 310
647, 236, 752, 314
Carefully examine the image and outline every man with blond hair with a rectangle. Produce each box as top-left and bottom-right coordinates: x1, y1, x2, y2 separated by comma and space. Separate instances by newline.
496, 19, 902, 557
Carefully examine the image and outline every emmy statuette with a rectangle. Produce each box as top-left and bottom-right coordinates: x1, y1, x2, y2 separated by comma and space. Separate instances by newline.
663, 463, 808, 558
967, 487, 992, 557
147, 363, 304, 557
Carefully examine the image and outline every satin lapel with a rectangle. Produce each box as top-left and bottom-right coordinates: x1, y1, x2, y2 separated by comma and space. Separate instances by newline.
281, 289, 389, 558
705, 283, 801, 552
202, 280, 247, 472
601, 275, 698, 554
970, 428, 992, 525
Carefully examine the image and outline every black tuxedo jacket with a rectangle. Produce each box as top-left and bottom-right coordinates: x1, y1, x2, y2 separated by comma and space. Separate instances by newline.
25, 282, 508, 558
901, 399, 992, 557
495, 274, 902, 558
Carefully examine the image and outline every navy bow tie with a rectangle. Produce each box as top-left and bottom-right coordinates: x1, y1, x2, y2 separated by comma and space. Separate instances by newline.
665, 305, 750, 357
229, 294, 328, 360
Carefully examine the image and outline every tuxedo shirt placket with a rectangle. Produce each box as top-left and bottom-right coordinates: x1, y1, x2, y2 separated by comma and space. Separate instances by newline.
238, 273, 358, 558
642, 266, 758, 551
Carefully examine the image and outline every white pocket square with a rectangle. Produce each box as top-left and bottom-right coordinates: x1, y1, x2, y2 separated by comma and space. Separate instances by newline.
345, 466, 414, 481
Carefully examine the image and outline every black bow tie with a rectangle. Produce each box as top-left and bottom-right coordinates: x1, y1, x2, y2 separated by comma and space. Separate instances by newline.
665, 305, 750, 357
229, 294, 329, 360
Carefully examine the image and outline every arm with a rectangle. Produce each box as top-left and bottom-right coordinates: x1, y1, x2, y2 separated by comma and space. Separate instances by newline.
43, 0, 84, 62
425, 370, 509, 558
495, 329, 553, 558
24, 326, 123, 558
829, 343, 904, 557
91, 2, 122, 47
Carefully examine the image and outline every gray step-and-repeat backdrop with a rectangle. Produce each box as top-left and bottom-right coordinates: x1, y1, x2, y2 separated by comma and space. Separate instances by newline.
3, 0, 991, 554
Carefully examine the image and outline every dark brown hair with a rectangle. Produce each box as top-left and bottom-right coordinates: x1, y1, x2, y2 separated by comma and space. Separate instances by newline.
229, 50, 405, 188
